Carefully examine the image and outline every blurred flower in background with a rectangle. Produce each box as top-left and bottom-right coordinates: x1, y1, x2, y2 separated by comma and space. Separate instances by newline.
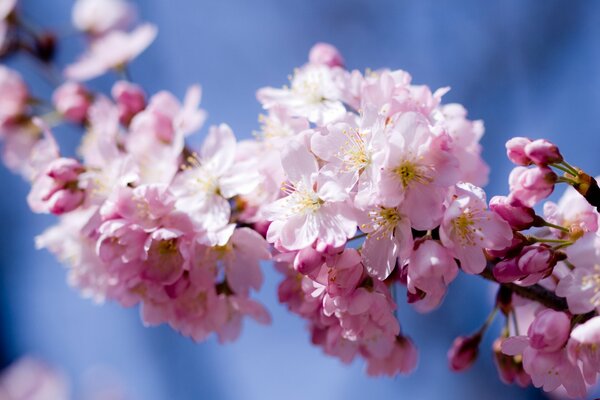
1, 1, 599, 399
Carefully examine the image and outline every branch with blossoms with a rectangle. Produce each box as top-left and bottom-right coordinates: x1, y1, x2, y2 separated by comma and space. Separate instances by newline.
2, 0, 600, 398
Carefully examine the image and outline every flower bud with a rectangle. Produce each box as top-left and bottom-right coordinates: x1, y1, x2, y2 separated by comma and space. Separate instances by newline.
294, 246, 324, 275
524, 139, 563, 166
112, 80, 146, 125
309, 42, 344, 68
52, 82, 91, 124
527, 309, 570, 352
489, 196, 536, 231
517, 245, 557, 275
493, 258, 524, 283
28, 157, 85, 215
509, 166, 557, 207
448, 333, 482, 372
46, 189, 85, 215
47, 158, 85, 181
493, 338, 531, 387
506, 137, 532, 166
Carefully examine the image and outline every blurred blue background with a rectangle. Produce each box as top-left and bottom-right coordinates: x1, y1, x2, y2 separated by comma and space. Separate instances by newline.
1, 0, 600, 399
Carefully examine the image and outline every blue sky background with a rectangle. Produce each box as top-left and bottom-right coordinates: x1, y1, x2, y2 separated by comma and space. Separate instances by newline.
1, 1, 600, 399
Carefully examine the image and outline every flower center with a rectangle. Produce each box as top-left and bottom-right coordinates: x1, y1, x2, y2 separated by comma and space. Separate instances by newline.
338, 129, 371, 172
281, 182, 324, 215
452, 211, 481, 246
393, 160, 432, 188
364, 206, 401, 239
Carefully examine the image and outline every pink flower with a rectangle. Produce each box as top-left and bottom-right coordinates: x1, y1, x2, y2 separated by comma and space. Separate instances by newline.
214, 227, 271, 296
257, 63, 346, 124
501, 310, 586, 398
360, 206, 412, 280
440, 183, 513, 274
0, 357, 69, 400
544, 185, 598, 238
264, 140, 357, 250
171, 124, 259, 237
28, 157, 86, 215
309, 42, 344, 68
65, 24, 157, 81
440, 103, 489, 187
509, 166, 557, 207
556, 232, 600, 314
567, 316, 600, 385
0, 66, 28, 122
310, 117, 385, 208
407, 239, 458, 312
72, 0, 136, 35
111, 80, 145, 125
506, 137, 533, 166
52, 82, 91, 123
256, 106, 309, 148
377, 112, 458, 230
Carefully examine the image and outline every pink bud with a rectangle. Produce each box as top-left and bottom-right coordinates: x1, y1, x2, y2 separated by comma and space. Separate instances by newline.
509, 166, 557, 207
112, 80, 146, 125
46, 158, 85, 182
448, 334, 482, 372
293, 246, 324, 275
52, 82, 91, 123
517, 245, 557, 275
489, 196, 536, 230
493, 338, 531, 387
308, 42, 344, 68
493, 258, 524, 283
528, 309, 570, 352
506, 137, 532, 166
47, 189, 85, 214
524, 139, 563, 166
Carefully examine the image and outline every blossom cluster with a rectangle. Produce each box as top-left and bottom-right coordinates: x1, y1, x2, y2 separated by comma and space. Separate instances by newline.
1, 0, 600, 397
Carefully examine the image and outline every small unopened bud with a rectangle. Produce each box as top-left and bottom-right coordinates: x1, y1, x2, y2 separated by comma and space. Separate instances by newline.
448, 333, 482, 372
112, 80, 146, 125
52, 82, 91, 124
308, 42, 344, 68
506, 137, 532, 166
509, 166, 557, 207
489, 196, 536, 231
493, 338, 531, 387
524, 139, 563, 166
517, 245, 557, 275
294, 246, 324, 275
528, 309, 570, 352
493, 258, 523, 283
